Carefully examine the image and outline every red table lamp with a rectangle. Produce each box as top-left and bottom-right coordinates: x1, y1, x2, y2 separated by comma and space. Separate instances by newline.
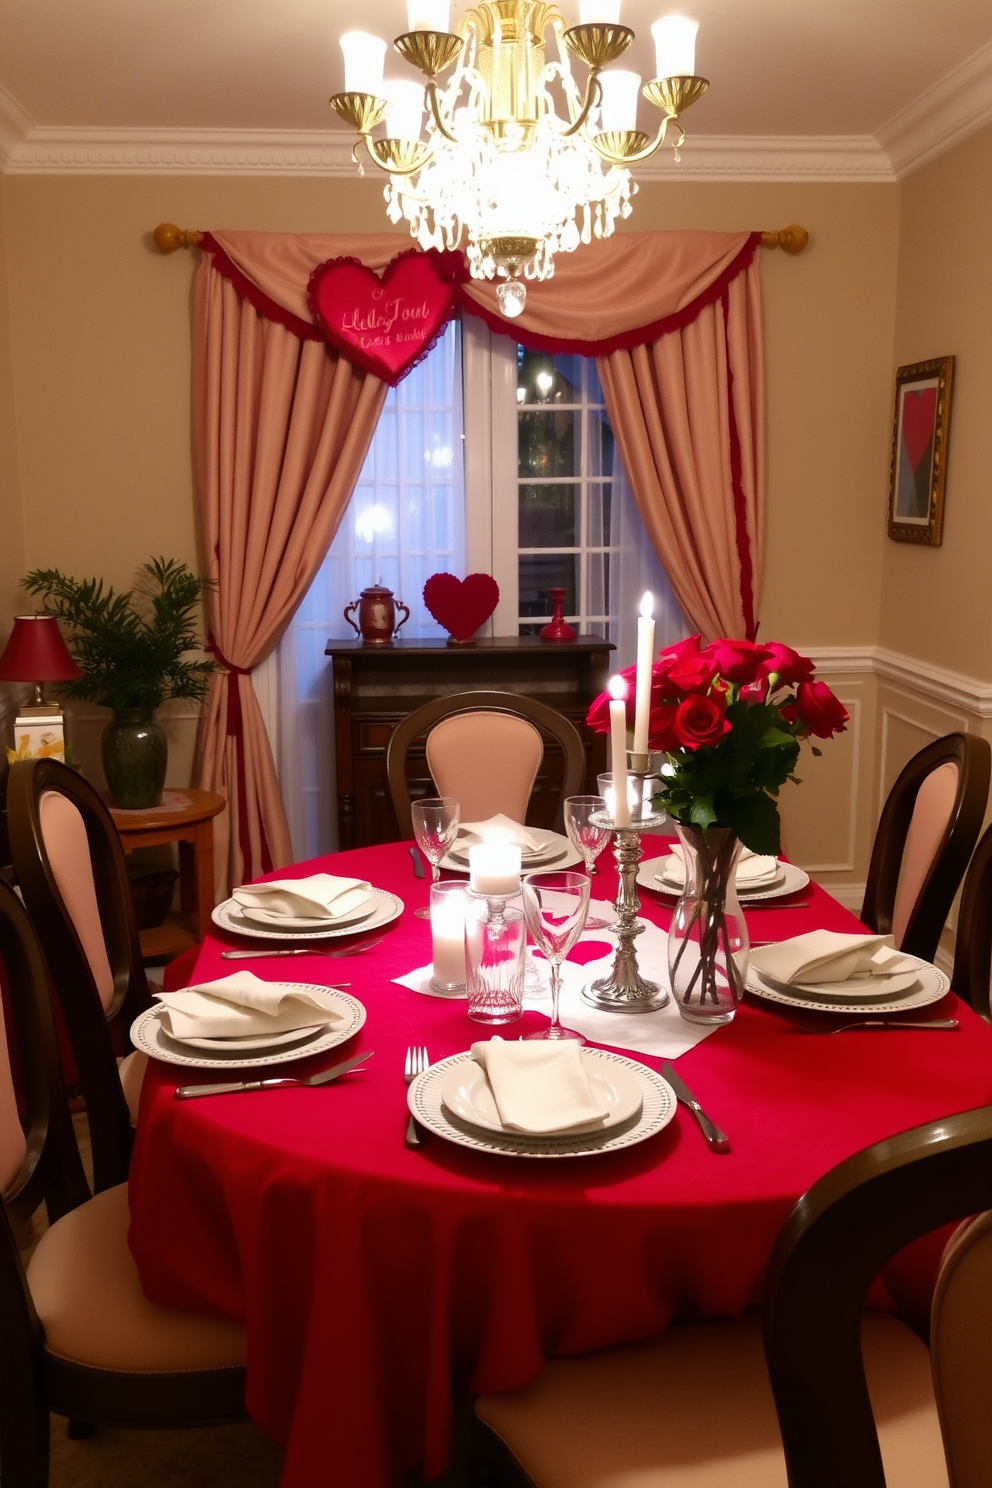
0, 614, 81, 708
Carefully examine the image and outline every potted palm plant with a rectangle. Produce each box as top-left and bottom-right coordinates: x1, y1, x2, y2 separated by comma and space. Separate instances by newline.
23, 558, 215, 808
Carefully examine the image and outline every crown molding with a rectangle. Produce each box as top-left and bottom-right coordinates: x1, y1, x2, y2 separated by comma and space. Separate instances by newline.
0, 84, 35, 168
633, 134, 893, 181
1, 125, 359, 176
878, 37, 992, 178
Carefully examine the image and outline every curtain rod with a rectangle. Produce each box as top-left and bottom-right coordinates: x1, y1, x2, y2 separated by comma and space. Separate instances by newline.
152, 222, 809, 255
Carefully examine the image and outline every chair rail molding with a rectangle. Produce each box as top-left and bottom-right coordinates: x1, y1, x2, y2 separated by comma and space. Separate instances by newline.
804, 646, 992, 718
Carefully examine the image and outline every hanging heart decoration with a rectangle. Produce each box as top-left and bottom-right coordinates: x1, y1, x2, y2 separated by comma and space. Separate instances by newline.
423, 572, 500, 643
307, 248, 467, 386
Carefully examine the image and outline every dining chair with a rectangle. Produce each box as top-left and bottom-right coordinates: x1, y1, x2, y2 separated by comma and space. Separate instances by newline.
474, 1101, 992, 1488
0, 875, 248, 1488
949, 820, 992, 1019
385, 690, 586, 839
6, 758, 151, 1192
859, 732, 990, 964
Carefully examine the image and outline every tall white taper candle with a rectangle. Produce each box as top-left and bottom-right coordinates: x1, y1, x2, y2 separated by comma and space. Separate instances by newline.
632, 591, 655, 755
608, 675, 631, 828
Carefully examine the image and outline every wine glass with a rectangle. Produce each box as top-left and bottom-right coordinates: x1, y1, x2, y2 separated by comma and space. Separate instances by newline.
412, 797, 460, 921
520, 871, 591, 1042
563, 795, 611, 931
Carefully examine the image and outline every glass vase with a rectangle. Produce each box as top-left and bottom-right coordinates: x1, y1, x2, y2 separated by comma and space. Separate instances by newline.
667, 823, 749, 1026
102, 708, 167, 809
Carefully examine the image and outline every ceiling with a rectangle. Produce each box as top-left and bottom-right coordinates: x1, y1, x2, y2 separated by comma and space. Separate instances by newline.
1, 0, 990, 178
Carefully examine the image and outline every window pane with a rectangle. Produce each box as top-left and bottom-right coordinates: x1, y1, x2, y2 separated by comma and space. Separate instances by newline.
587, 409, 615, 479
518, 554, 577, 617
586, 482, 613, 547
518, 411, 578, 478
517, 349, 583, 405
519, 483, 577, 548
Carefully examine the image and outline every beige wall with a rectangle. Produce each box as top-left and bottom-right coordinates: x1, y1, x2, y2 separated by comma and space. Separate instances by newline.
0, 183, 25, 636
879, 123, 992, 680
0, 172, 899, 653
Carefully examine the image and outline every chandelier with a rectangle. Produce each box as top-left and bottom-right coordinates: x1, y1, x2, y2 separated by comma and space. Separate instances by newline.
329, 2, 708, 315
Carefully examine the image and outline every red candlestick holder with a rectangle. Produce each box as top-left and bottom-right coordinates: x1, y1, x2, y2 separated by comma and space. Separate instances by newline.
540, 588, 577, 643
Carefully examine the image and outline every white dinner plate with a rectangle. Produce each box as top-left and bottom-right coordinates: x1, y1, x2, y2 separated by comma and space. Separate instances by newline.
745, 956, 949, 1016
236, 898, 377, 932
171, 1022, 329, 1052
212, 888, 403, 941
409, 1049, 675, 1158
445, 828, 577, 872
440, 1048, 643, 1136
637, 855, 810, 903
749, 967, 921, 1006
130, 987, 366, 1070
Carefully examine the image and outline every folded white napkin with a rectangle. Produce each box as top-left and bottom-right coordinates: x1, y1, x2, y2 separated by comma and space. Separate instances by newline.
456, 815, 541, 853
749, 931, 917, 988
470, 1037, 605, 1134
232, 873, 373, 921
155, 972, 344, 1041
658, 843, 779, 890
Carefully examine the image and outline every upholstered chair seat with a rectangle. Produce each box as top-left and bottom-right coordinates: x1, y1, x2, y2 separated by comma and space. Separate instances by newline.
476, 1313, 946, 1488
26, 1183, 246, 1374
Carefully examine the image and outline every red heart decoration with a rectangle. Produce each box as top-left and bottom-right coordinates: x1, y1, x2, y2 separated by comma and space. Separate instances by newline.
423, 572, 500, 642
307, 250, 459, 386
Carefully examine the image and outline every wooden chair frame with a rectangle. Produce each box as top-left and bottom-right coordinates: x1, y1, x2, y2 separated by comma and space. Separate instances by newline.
951, 820, 992, 1018
385, 690, 586, 839
6, 759, 151, 1192
473, 1101, 992, 1488
860, 732, 990, 963
0, 879, 246, 1488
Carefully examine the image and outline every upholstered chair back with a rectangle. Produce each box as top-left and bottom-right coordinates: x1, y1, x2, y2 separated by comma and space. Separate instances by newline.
38, 791, 116, 1012
426, 712, 544, 823
930, 1209, 992, 1487
891, 760, 959, 948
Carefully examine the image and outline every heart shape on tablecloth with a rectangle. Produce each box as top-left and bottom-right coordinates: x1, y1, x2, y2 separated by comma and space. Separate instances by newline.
423, 572, 500, 642
307, 249, 465, 386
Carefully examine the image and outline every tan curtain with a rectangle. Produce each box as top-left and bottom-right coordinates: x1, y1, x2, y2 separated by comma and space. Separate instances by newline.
193, 260, 387, 895
598, 259, 764, 641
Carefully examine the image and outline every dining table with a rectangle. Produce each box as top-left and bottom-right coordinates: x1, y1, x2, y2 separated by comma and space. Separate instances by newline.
127, 834, 992, 1488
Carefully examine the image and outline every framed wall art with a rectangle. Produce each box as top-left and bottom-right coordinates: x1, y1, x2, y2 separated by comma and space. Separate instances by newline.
887, 355, 954, 546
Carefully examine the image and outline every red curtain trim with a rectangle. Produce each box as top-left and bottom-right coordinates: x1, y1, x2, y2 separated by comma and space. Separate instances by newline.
721, 286, 757, 642
199, 231, 763, 358
206, 634, 272, 876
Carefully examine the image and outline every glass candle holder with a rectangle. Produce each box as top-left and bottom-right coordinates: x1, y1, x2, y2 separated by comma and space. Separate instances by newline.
465, 900, 526, 1024
597, 771, 644, 824
430, 880, 469, 994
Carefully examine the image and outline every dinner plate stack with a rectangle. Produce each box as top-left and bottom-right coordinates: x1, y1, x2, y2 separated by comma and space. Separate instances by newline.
637, 852, 810, 903
745, 934, 950, 1016
212, 889, 403, 942
443, 828, 581, 873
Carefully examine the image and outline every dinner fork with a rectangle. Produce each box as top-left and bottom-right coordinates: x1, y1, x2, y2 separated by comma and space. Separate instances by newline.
404, 1045, 429, 1148
795, 1017, 959, 1035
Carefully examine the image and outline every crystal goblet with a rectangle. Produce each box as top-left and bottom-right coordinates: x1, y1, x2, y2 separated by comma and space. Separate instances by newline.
520, 870, 591, 1042
563, 795, 611, 930
412, 797, 460, 921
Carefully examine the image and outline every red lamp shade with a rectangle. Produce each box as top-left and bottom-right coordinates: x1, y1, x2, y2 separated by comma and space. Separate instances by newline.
0, 615, 81, 683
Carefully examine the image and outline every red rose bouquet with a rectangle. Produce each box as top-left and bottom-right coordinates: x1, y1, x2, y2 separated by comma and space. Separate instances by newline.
586, 635, 848, 855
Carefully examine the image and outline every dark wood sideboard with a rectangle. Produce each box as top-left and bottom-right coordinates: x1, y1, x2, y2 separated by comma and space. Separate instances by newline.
325, 635, 614, 848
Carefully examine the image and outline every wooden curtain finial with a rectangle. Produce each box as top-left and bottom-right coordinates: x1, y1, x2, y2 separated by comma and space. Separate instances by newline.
154, 223, 204, 254
761, 224, 809, 254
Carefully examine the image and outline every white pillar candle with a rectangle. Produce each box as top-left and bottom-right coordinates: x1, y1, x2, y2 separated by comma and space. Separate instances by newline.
340, 32, 387, 95
431, 896, 467, 985
384, 79, 425, 140
580, 0, 622, 22
598, 70, 641, 134
632, 591, 655, 754
469, 841, 522, 897
608, 675, 631, 828
407, 0, 451, 31
651, 15, 698, 78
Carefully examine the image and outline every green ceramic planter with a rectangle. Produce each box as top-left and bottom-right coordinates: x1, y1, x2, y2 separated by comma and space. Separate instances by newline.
102, 708, 167, 809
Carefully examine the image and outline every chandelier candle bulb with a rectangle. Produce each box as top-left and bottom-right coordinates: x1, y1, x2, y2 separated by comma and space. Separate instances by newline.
384, 78, 425, 139
608, 676, 631, 828
579, 0, 623, 21
407, 0, 450, 31
469, 842, 522, 898
632, 592, 655, 756
340, 32, 387, 95
651, 15, 698, 79
599, 70, 641, 134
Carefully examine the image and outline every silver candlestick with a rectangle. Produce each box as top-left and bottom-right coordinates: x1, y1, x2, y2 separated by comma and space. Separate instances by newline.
582, 750, 669, 1014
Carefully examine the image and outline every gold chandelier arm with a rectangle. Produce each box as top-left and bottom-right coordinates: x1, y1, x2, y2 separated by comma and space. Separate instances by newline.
561, 69, 603, 138
426, 81, 460, 143
591, 112, 685, 165
761, 224, 810, 254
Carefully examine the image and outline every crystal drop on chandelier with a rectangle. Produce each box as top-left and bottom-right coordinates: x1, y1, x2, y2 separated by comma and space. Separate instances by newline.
496, 280, 527, 318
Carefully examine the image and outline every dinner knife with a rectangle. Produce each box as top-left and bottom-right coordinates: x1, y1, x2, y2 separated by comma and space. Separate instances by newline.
174, 1049, 373, 1099
409, 845, 426, 879
661, 1062, 731, 1154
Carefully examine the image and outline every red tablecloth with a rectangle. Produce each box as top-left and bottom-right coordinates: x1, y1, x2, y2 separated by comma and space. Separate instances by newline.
128, 838, 992, 1488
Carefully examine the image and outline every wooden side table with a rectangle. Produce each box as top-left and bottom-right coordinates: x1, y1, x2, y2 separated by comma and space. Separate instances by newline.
105, 788, 225, 960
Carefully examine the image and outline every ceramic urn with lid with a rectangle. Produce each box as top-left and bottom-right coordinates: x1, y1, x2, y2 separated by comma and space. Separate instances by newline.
343, 584, 410, 646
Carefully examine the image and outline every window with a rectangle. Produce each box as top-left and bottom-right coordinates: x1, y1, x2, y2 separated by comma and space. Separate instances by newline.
266, 316, 685, 856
